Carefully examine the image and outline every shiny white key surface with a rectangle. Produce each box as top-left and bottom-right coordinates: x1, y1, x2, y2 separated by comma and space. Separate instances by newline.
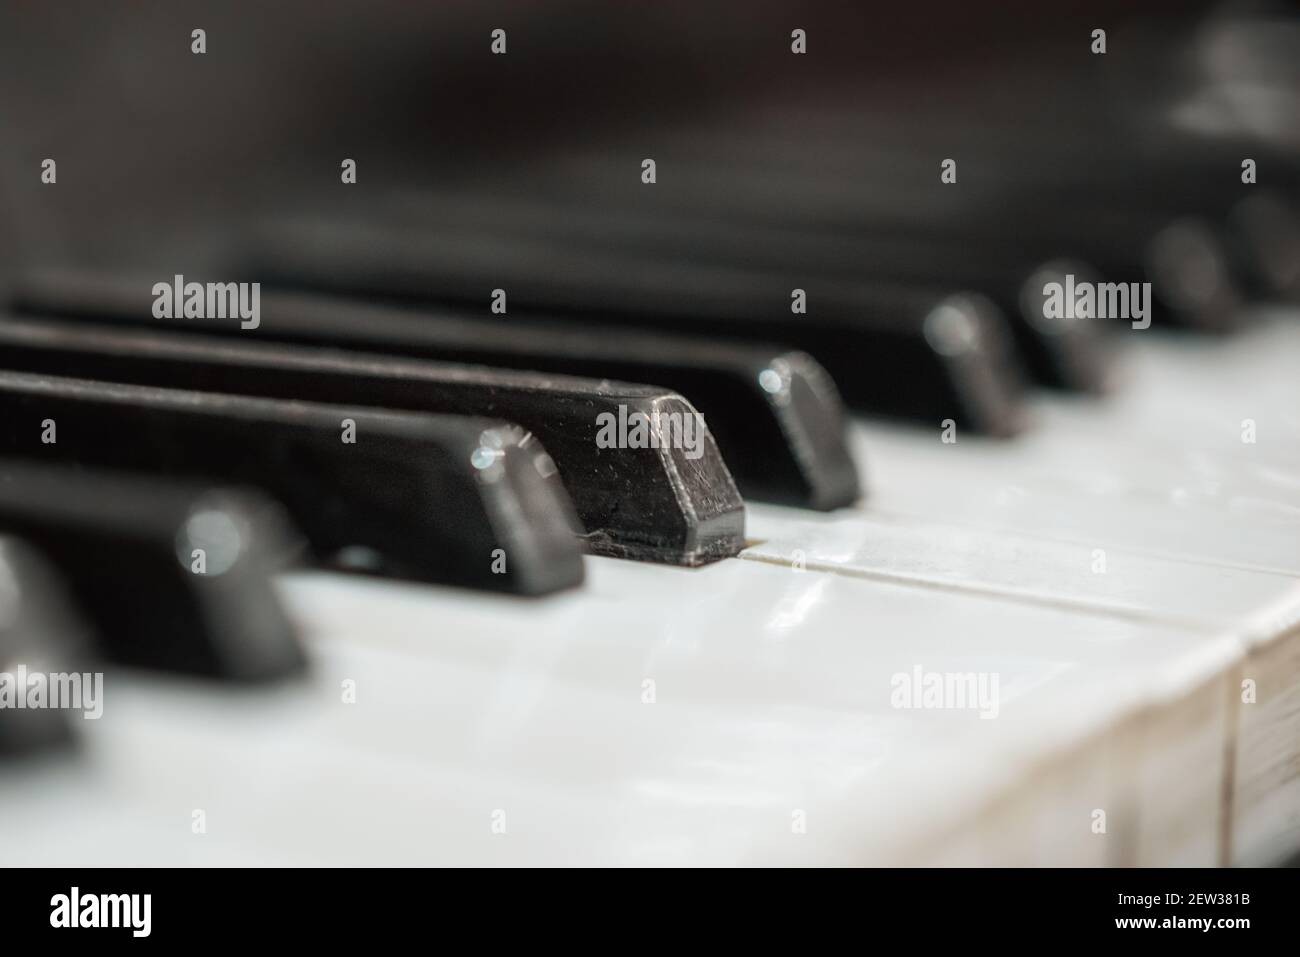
851, 317, 1300, 575
1, 316, 1298, 865
744, 506, 1296, 629
0, 559, 1249, 866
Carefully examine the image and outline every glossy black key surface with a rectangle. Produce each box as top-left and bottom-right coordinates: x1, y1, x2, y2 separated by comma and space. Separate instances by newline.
1226, 192, 1300, 300
10, 272, 860, 509
0, 371, 585, 593
0, 463, 307, 680
946, 202, 1244, 333
247, 218, 1029, 434
517, 145, 1247, 332
0, 318, 747, 565
347, 190, 1111, 393
0, 538, 88, 756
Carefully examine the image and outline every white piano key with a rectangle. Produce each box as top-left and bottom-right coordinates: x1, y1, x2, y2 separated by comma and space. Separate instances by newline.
742, 505, 1297, 629
1228, 599, 1300, 866
855, 421, 1300, 575
850, 318, 1300, 579
0, 556, 1251, 865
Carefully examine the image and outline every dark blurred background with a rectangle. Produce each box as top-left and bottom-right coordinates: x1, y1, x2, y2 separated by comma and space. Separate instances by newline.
3, 0, 1296, 279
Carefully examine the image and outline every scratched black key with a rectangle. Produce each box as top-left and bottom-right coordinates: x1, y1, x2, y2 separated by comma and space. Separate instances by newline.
0, 372, 585, 593
0, 318, 747, 564
0, 462, 307, 680
0, 538, 88, 756
11, 271, 860, 509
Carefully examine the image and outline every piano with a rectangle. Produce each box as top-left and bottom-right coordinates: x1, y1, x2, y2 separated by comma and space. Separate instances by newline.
0, 0, 1297, 867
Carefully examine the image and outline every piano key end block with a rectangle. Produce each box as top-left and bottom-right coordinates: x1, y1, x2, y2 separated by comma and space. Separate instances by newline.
585, 394, 745, 566
464, 423, 588, 594
761, 352, 862, 510
0, 465, 309, 682
0, 538, 93, 757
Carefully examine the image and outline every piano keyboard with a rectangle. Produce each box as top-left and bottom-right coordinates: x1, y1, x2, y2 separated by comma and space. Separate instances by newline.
0, 0, 1297, 868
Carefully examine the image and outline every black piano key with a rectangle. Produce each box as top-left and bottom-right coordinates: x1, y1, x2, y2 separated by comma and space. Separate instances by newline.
10, 272, 860, 510
363, 190, 1112, 393
525, 151, 1245, 331
915, 188, 1246, 331
1226, 192, 1300, 300
0, 463, 307, 680
0, 317, 747, 565
0, 372, 586, 592
0, 538, 88, 756
247, 222, 1029, 435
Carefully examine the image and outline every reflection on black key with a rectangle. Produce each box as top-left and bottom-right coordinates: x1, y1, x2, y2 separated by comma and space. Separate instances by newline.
0, 463, 306, 680
0, 538, 87, 756
0, 318, 747, 565
529, 149, 1245, 332
11, 271, 860, 509
360, 190, 1111, 393
0, 372, 584, 593
941, 200, 1244, 333
249, 219, 1028, 434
